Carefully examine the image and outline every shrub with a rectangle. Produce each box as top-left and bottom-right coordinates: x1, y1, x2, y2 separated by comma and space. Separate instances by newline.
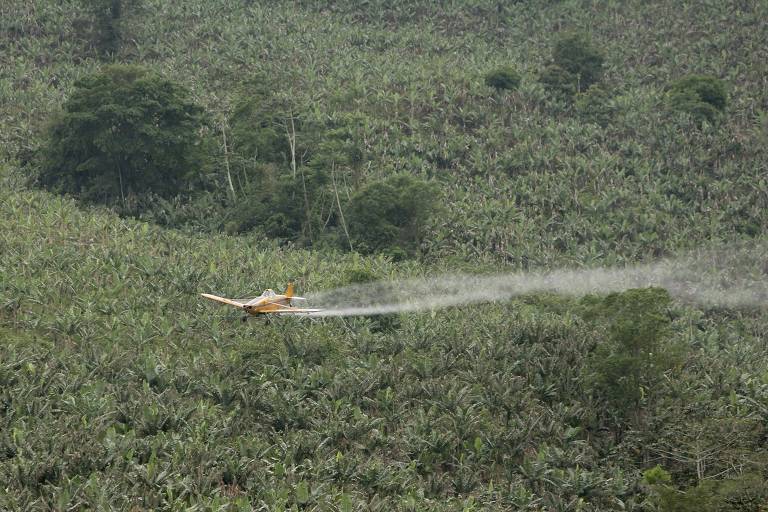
539, 64, 577, 100
552, 32, 605, 90
224, 165, 311, 241
668, 75, 728, 125
643, 465, 672, 486
484, 66, 521, 92
645, 470, 768, 512
39, 65, 206, 207
540, 32, 605, 99
347, 174, 438, 258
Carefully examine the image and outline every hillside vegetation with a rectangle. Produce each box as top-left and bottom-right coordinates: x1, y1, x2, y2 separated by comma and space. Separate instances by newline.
2, 0, 768, 510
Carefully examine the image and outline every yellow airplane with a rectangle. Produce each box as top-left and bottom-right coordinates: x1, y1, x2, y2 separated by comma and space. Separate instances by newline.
201, 283, 322, 321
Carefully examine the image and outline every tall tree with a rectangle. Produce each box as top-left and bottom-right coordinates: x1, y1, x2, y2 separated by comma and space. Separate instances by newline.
39, 65, 206, 207
582, 287, 681, 433
347, 174, 438, 258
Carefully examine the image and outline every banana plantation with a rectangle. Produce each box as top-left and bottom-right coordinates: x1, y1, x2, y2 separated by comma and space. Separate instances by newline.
1, 0, 767, 509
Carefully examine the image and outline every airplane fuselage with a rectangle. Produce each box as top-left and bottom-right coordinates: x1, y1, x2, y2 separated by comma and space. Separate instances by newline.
243, 296, 292, 315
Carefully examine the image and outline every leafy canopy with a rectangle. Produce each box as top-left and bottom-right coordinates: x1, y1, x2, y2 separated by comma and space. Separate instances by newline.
668, 74, 728, 125
484, 66, 521, 92
539, 64, 578, 99
552, 32, 605, 89
229, 76, 292, 166
541, 32, 605, 99
645, 467, 768, 512
582, 287, 678, 422
348, 174, 438, 258
77, 0, 124, 56
39, 65, 206, 206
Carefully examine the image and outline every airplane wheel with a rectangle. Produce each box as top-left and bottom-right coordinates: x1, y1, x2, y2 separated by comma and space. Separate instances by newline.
241, 316, 248, 323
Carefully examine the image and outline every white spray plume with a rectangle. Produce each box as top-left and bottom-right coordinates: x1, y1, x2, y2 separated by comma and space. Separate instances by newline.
308, 247, 768, 317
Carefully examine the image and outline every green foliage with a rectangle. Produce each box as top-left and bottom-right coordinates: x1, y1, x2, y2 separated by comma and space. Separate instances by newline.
540, 32, 604, 99
3, 0, 768, 509
484, 66, 521, 92
668, 75, 728, 125
551, 32, 605, 90
592, 287, 672, 354
643, 465, 672, 486
539, 64, 578, 100
655, 485, 714, 512
575, 85, 616, 126
348, 174, 438, 258
224, 161, 342, 248
229, 77, 292, 167
2, 187, 768, 510
224, 164, 292, 236
78, 0, 124, 56
2, 0, 766, 266
344, 266, 379, 285
670, 75, 728, 112
226, 89, 366, 248
38, 65, 206, 208
309, 114, 366, 171
582, 288, 678, 424
646, 470, 768, 512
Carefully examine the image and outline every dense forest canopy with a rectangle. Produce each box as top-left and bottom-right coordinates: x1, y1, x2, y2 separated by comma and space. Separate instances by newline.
38, 64, 207, 205
1, 0, 767, 510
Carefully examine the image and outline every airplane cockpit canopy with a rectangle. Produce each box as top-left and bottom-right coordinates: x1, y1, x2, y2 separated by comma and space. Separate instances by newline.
261, 289, 276, 297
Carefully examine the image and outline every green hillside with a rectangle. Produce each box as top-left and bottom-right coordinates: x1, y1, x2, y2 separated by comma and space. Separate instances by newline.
2, 0, 768, 509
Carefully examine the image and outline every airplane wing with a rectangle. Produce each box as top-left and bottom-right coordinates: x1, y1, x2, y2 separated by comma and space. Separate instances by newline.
270, 303, 323, 314
201, 293, 246, 309
274, 309, 324, 315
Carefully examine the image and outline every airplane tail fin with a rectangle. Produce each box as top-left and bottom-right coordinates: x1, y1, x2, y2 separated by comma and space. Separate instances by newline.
285, 282, 294, 299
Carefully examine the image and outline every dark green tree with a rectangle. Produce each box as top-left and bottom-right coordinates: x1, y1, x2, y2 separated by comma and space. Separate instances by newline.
539, 64, 578, 100
540, 32, 605, 99
226, 76, 341, 245
227, 106, 366, 248
552, 32, 605, 89
582, 287, 680, 429
79, 0, 124, 56
225, 164, 330, 244
347, 174, 438, 258
668, 75, 728, 125
484, 66, 521, 92
229, 77, 292, 167
644, 466, 768, 512
39, 65, 206, 207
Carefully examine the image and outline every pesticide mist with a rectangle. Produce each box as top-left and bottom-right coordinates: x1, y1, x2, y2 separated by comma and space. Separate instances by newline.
308, 246, 768, 317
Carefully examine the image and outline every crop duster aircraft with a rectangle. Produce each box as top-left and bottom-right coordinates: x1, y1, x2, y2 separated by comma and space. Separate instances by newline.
201, 283, 322, 321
